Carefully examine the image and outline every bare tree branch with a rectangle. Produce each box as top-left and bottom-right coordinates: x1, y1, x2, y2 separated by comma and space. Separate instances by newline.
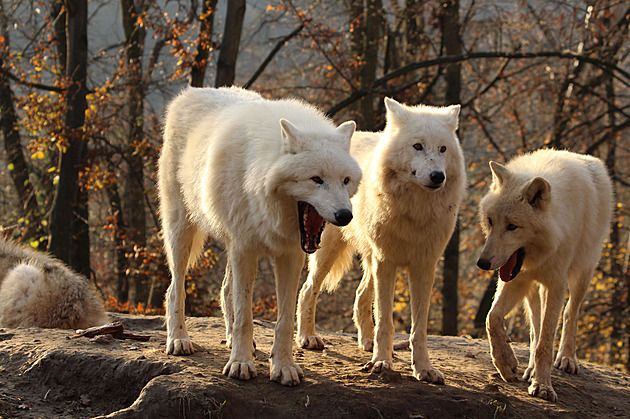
243, 23, 305, 89
326, 50, 630, 117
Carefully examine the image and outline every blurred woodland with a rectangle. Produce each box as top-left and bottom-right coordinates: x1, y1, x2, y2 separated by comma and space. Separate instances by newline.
0, 0, 628, 373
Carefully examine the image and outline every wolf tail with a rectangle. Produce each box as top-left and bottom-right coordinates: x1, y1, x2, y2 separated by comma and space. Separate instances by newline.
319, 242, 356, 293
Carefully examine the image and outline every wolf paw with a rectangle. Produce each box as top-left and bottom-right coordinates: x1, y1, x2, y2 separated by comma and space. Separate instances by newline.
223, 360, 257, 381
166, 337, 194, 355
297, 335, 325, 350
491, 349, 518, 382
528, 380, 557, 402
413, 366, 445, 384
270, 361, 304, 386
522, 366, 534, 381
358, 338, 373, 352
554, 356, 579, 374
363, 359, 393, 372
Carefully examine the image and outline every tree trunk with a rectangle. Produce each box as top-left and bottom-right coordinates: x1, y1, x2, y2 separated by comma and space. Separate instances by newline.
0, 6, 41, 240
190, 0, 217, 87
215, 0, 245, 87
120, 0, 147, 305
440, 0, 461, 336
356, 0, 382, 130
48, 0, 90, 279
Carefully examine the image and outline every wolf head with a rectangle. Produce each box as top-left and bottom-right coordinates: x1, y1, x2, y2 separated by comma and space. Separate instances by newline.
267, 119, 362, 253
378, 98, 461, 193
477, 161, 553, 281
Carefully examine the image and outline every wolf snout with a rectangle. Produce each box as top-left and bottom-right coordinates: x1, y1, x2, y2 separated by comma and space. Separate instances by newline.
430, 171, 445, 185
477, 258, 492, 270
333, 209, 353, 226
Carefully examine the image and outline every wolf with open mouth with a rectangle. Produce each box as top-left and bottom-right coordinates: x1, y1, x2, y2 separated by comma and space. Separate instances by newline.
477, 149, 613, 402
158, 86, 361, 386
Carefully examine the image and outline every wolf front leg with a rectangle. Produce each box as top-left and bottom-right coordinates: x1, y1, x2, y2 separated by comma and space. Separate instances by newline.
522, 283, 542, 381
364, 259, 396, 372
408, 261, 444, 384
486, 279, 529, 382
220, 262, 234, 348
222, 249, 258, 381
528, 281, 566, 402
271, 248, 305, 386
554, 269, 590, 375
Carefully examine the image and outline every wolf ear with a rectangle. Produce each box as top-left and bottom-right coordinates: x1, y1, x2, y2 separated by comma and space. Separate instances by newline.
335, 120, 356, 151
280, 118, 301, 154
384, 97, 407, 122
489, 161, 509, 188
443, 104, 460, 130
523, 177, 551, 210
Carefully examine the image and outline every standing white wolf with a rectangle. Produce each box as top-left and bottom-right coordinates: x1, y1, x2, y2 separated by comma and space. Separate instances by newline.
158, 86, 362, 386
297, 98, 466, 383
477, 149, 613, 402
0, 235, 108, 329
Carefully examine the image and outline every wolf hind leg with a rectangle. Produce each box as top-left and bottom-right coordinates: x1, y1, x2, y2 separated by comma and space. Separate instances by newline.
162, 203, 206, 356
353, 262, 375, 352
554, 269, 590, 374
297, 226, 349, 349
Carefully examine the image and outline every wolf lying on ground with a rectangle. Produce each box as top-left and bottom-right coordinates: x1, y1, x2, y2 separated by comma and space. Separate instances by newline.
477, 149, 613, 402
0, 234, 108, 329
296, 98, 466, 383
158, 86, 361, 386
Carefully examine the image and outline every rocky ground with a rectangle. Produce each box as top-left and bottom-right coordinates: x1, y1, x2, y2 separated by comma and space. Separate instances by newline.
0, 313, 629, 418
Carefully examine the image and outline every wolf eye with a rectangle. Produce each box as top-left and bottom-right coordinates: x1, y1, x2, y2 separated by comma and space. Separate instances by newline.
343, 177, 350, 185
506, 223, 518, 231
413, 143, 423, 151
311, 176, 323, 184
440, 146, 447, 153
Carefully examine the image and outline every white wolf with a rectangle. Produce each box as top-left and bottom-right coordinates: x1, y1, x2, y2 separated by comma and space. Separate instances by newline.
296, 98, 466, 383
158, 86, 362, 386
0, 235, 108, 329
477, 149, 613, 402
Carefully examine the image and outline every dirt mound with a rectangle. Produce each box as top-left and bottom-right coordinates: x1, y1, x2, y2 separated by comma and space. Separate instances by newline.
0, 314, 628, 418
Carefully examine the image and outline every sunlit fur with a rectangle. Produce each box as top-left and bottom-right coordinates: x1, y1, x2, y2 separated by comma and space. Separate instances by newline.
0, 236, 108, 329
478, 149, 613, 402
297, 98, 466, 384
158, 86, 361, 386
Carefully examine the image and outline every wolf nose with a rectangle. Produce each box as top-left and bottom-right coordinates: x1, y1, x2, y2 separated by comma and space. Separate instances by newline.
334, 209, 353, 226
430, 171, 445, 184
477, 259, 491, 270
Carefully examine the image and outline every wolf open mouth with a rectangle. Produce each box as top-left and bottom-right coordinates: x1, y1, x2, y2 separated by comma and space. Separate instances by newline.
298, 201, 326, 254
499, 248, 525, 282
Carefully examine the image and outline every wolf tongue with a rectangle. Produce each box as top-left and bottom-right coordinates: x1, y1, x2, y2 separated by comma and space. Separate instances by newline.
304, 204, 324, 236
499, 251, 518, 282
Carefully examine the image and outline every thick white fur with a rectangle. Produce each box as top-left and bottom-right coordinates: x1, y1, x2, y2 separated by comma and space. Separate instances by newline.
478, 149, 613, 402
158, 86, 361, 386
296, 98, 466, 383
0, 237, 108, 329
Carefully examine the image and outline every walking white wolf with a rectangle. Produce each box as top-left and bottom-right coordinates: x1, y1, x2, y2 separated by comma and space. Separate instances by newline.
477, 149, 613, 402
158, 86, 362, 386
296, 98, 466, 383
0, 234, 108, 329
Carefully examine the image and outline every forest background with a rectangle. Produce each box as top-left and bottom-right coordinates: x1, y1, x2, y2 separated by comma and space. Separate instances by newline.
0, 0, 628, 375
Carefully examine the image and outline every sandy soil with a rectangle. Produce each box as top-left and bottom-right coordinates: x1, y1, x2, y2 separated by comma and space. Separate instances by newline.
0, 313, 628, 418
